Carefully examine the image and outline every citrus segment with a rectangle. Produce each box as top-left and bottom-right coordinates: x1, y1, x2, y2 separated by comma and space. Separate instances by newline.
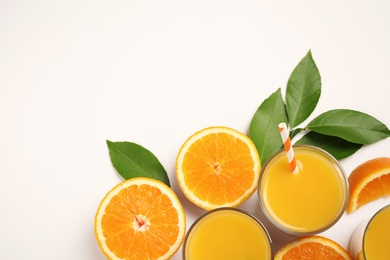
347, 157, 390, 213
176, 126, 261, 210
94, 177, 186, 260
275, 236, 352, 260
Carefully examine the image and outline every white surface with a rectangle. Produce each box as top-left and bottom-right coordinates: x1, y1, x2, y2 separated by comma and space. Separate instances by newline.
1, 0, 390, 259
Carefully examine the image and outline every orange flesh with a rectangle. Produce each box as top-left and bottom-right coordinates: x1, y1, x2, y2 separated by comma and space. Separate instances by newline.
357, 174, 390, 206
101, 184, 179, 259
281, 242, 347, 259
182, 132, 254, 204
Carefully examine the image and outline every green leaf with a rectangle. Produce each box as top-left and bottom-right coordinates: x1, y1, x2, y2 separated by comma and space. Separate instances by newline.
306, 109, 390, 144
295, 131, 363, 160
286, 50, 321, 128
106, 140, 170, 186
249, 88, 288, 165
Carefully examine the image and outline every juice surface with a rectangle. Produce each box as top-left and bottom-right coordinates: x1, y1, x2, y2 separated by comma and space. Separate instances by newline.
363, 205, 390, 259
184, 209, 271, 259
260, 147, 346, 233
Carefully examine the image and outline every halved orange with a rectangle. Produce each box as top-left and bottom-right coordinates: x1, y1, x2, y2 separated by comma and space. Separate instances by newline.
94, 177, 186, 260
347, 157, 390, 213
275, 236, 352, 260
176, 126, 261, 210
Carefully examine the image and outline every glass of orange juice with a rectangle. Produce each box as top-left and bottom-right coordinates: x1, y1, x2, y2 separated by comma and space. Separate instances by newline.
349, 204, 390, 259
258, 145, 348, 235
183, 207, 273, 259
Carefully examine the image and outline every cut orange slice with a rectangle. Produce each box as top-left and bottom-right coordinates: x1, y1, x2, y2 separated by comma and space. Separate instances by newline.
347, 157, 390, 213
275, 236, 352, 260
176, 126, 261, 210
94, 177, 186, 260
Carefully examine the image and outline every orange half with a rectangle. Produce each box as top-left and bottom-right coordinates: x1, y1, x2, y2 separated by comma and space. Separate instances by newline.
94, 177, 186, 259
275, 236, 352, 260
176, 126, 261, 210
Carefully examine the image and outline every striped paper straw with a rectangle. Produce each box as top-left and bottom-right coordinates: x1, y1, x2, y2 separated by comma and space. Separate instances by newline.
279, 122, 298, 173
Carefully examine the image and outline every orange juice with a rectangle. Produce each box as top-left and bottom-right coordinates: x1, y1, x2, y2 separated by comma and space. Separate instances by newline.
350, 204, 390, 259
258, 145, 348, 235
364, 205, 390, 258
183, 208, 272, 259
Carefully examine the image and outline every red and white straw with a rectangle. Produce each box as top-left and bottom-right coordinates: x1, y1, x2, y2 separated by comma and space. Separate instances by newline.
279, 122, 298, 173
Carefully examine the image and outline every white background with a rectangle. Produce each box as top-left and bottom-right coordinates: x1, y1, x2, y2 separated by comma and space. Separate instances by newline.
1, 0, 390, 259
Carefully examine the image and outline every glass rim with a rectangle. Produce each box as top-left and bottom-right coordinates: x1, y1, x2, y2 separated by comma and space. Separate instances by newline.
257, 144, 349, 236
182, 207, 274, 259
362, 203, 390, 259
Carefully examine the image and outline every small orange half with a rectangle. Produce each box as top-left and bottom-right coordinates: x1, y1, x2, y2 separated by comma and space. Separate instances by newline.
176, 126, 261, 210
347, 157, 390, 213
275, 236, 352, 260
94, 177, 186, 260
